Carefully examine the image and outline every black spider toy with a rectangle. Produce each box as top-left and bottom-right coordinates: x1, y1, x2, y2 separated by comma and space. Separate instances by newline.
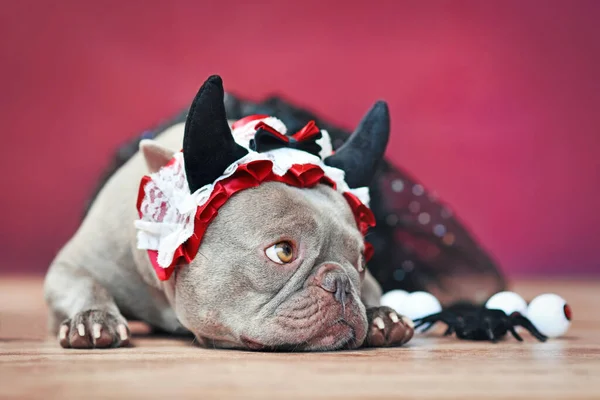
413, 302, 548, 342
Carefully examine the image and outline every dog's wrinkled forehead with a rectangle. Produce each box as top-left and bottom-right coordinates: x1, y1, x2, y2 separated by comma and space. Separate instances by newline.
216, 182, 361, 246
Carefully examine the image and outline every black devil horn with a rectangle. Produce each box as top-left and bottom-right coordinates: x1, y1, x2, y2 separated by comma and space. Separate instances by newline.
324, 101, 390, 188
183, 75, 248, 192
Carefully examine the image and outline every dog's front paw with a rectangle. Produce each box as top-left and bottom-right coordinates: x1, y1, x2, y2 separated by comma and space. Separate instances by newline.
364, 306, 414, 347
58, 310, 130, 349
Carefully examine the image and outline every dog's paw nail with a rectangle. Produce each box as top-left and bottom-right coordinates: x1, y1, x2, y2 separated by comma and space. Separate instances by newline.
403, 327, 413, 341
389, 313, 399, 323
92, 323, 102, 339
374, 317, 385, 330
118, 324, 128, 341
402, 316, 415, 329
59, 325, 69, 340
77, 323, 86, 337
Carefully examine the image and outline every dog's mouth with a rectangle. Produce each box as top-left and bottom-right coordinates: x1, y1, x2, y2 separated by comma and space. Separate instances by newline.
239, 335, 271, 351
236, 287, 368, 352
239, 320, 357, 352
305, 320, 356, 350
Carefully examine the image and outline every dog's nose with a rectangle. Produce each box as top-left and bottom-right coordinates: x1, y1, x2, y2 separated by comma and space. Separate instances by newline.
317, 270, 351, 304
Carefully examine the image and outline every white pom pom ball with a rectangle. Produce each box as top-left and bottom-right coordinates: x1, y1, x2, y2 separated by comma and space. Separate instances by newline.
485, 291, 528, 316
380, 290, 409, 312
527, 293, 572, 338
397, 291, 442, 321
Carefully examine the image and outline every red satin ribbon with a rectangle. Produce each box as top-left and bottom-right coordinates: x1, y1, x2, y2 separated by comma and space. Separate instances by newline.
292, 120, 320, 142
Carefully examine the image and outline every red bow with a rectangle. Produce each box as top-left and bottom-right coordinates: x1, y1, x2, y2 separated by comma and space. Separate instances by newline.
250, 120, 323, 157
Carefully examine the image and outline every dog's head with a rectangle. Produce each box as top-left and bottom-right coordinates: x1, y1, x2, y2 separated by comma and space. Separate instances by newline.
144, 76, 390, 350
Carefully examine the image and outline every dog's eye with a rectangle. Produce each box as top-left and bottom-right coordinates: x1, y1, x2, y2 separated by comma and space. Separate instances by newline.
265, 242, 294, 264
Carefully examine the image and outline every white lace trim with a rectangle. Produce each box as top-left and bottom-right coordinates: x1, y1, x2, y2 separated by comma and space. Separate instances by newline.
136, 120, 368, 269
316, 129, 333, 158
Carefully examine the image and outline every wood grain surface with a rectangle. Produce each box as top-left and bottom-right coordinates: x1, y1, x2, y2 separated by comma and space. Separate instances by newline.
1, 276, 598, 399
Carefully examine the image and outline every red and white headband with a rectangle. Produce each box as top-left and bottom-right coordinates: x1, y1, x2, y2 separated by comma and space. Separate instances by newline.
135, 116, 375, 280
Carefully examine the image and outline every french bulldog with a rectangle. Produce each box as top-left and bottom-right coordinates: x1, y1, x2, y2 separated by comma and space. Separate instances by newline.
44, 75, 415, 351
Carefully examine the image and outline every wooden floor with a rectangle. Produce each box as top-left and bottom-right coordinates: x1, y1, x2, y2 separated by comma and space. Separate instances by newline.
1, 277, 599, 399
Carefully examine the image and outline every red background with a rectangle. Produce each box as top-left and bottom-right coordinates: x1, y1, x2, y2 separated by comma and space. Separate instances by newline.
1, 1, 599, 277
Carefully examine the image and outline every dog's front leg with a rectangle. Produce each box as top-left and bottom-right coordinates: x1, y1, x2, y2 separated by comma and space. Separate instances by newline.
44, 262, 130, 349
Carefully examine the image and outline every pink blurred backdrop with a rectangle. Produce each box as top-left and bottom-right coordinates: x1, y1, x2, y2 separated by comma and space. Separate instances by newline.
1, 1, 599, 277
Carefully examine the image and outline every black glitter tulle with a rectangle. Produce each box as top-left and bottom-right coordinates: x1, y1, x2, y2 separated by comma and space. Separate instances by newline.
87, 93, 506, 306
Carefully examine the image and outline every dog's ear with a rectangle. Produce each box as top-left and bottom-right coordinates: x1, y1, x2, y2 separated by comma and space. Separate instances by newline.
139, 139, 175, 173
183, 75, 248, 192
324, 101, 390, 188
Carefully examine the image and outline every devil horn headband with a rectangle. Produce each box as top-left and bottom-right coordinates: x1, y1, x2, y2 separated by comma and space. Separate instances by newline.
135, 75, 389, 280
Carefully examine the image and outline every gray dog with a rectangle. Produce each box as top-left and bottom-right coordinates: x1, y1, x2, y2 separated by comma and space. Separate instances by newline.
44, 75, 414, 351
